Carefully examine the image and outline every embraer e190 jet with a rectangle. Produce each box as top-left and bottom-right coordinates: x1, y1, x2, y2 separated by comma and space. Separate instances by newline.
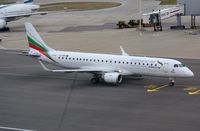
25, 22, 194, 85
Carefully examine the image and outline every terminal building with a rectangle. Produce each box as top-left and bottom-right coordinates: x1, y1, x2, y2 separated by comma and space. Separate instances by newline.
177, 0, 200, 28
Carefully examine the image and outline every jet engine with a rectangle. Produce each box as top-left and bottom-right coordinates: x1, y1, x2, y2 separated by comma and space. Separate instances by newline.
103, 72, 122, 84
0, 19, 6, 29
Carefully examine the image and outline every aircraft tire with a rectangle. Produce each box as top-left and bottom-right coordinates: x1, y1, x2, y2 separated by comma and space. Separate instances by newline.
91, 78, 99, 84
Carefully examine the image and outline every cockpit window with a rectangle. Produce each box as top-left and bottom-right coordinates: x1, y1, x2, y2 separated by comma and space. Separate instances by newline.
174, 64, 178, 68
179, 64, 186, 67
174, 64, 186, 68
181, 64, 186, 67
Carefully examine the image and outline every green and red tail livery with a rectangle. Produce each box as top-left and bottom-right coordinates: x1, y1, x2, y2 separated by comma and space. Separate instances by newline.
27, 36, 56, 62
28, 36, 48, 57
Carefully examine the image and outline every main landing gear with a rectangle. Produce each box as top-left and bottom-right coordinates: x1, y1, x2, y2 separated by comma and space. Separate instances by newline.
91, 74, 101, 84
169, 79, 175, 86
91, 77, 100, 84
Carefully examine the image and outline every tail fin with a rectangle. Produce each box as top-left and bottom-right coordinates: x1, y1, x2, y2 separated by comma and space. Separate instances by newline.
24, 0, 33, 4
25, 22, 55, 57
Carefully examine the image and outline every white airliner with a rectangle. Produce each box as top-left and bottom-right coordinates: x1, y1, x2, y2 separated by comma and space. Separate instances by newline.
0, 0, 46, 30
25, 22, 194, 85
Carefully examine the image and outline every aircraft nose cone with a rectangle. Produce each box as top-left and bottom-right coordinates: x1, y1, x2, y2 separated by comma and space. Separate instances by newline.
186, 68, 194, 77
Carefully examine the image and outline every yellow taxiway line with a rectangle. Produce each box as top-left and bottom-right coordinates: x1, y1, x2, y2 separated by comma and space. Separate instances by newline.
146, 84, 169, 92
183, 87, 198, 91
144, 84, 157, 89
183, 87, 200, 95
145, 84, 200, 95
188, 90, 200, 95
188, 87, 200, 95
187, 89, 200, 95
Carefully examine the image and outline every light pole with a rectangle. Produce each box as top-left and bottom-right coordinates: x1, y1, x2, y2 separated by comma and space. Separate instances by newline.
139, 0, 142, 30
137, 0, 144, 34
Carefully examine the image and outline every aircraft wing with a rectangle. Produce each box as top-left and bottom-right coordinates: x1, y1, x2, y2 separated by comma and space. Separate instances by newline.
120, 46, 129, 56
3, 12, 47, 19
39, 60, 120, 73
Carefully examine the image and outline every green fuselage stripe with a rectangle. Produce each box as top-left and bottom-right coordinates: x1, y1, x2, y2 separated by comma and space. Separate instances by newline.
28, 36, 48, 52
28, 36, 57, 63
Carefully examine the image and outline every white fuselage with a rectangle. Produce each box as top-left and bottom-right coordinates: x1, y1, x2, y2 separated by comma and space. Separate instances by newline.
0, 4, 39, 21
25, 22, 194, 84
39, 50, 194, 78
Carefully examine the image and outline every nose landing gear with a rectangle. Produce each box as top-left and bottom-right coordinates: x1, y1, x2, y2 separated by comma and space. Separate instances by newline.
169, 79, 175, 86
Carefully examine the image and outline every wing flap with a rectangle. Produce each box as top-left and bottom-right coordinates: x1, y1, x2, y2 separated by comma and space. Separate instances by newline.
3, 12, 47, 19
120, 46, 129, 56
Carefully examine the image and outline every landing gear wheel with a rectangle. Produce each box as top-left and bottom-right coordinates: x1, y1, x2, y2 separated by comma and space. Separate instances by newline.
91, 78, 99, 84
169, 80, 175, 86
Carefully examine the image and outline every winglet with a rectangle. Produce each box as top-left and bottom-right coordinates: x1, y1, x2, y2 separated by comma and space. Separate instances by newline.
120, 46, 129, 56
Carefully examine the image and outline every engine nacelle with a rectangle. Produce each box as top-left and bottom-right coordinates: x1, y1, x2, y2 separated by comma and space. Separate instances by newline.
0, 19, 6, 29
103, 72, 122, 84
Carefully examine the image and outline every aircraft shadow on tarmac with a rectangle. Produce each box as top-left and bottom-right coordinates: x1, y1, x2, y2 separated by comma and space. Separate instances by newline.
52, 23, 116, 33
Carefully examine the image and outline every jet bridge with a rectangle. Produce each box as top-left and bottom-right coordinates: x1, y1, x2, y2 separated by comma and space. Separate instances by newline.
143, 5, 185, 31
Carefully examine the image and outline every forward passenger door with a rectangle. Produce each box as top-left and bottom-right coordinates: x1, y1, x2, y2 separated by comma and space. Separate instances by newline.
163, 63, 169, 73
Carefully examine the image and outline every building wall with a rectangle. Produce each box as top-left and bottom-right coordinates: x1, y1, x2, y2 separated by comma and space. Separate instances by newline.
177, 0, 200, 16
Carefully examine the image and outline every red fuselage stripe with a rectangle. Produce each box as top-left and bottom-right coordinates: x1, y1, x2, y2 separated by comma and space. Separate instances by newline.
29, 43, 48, 57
